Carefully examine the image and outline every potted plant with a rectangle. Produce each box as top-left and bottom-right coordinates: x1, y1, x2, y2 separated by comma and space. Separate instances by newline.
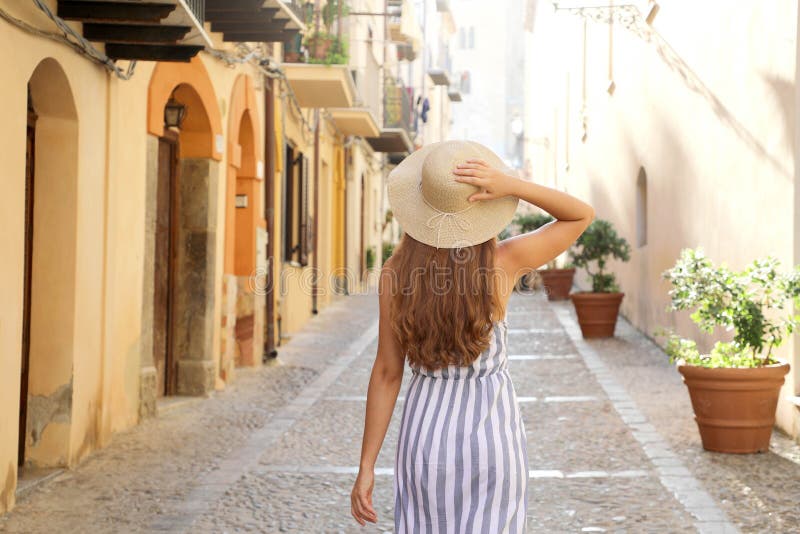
659, 249, 795, 453
569, 219, 631, 337
515, 212, 577, 300
283, 33, 304, 63
303, 0, 350, 64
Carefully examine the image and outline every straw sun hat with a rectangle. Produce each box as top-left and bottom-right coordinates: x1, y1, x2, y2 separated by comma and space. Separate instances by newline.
386, 140, 519, 249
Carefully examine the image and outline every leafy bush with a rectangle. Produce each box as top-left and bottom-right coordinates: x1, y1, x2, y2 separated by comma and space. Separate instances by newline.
659, 248, 800, 367
365, 246, 376, 270
569, 219, 631, 292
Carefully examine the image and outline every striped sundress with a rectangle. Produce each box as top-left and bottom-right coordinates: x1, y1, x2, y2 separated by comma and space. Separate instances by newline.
394, 317, 529, 533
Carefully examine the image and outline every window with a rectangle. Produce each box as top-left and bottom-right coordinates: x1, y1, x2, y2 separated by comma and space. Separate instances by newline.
468, 27, 475, 49
636, 167, 647, 248
283, 145, 311, 265
458, 28, 465, 49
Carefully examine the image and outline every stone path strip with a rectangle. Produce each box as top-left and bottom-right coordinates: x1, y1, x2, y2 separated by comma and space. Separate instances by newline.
553, 306, 740, 534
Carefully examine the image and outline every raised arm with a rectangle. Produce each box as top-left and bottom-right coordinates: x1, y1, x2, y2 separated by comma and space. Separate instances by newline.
351, 260, 406, 526
453, 159, 594, 283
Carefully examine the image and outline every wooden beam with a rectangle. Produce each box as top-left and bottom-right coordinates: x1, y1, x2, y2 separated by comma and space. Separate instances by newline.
83, 23, 190, 43
220, 30, 299, 42
205, 9, 279, 22
105, 43, 204, 61
210, 20, 289, 33
58, 1, 175, 23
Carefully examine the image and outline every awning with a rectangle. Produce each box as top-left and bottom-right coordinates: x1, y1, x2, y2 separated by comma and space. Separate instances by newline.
281, 63, 357, 108
328, 108, 381, 137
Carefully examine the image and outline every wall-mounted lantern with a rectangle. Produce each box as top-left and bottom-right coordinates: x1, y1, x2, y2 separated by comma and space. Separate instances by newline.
164, 97, 187, 129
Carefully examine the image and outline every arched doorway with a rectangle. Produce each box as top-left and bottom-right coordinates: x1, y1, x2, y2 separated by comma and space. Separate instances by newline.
141, 57, 222, 415
222, 74, 263, 372
19, 58, 79, 469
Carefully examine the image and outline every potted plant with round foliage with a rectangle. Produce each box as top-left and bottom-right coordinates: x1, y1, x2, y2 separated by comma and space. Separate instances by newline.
518, 212, 577, 300
503, 211, 575, 295
569, 219, 631, 337
659, 248, 796, 453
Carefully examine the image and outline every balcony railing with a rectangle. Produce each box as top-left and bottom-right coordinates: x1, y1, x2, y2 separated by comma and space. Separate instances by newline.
184, 0, 205, 25
383, 75, 415, 137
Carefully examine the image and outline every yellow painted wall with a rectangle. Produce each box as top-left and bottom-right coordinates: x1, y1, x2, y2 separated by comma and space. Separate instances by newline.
0, 10, 110, 511
0, 5, 274, 511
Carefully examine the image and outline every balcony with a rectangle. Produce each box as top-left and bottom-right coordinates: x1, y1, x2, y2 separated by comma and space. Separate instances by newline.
427, 68, 450, 86
205, 0, 305, 43
281, 63, 357, 108
327, 52, 382, 137
327, 108, 380, 137
365, 76, 415, 154
387, 0, 422, 62
57, 0, 211, 61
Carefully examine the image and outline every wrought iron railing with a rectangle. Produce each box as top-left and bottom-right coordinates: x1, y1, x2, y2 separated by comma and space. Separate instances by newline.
383, 75, 415, 137
185, 0, 205, 25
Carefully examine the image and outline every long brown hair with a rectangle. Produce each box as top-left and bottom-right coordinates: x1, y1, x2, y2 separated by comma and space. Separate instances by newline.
386, 233, 505, 370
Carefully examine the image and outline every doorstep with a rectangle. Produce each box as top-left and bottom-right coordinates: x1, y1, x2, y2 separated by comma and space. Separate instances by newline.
15, 467, 63, 501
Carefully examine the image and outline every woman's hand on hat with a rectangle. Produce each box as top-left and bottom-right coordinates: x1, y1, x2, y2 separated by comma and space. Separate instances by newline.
453, 159, 520, 202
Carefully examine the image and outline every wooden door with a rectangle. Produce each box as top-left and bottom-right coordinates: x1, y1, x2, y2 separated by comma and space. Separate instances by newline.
154, 133, 178, 396
19, 95, 37, 466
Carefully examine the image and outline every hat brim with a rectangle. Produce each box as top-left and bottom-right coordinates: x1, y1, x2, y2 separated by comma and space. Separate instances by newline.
387, 141, 519, 248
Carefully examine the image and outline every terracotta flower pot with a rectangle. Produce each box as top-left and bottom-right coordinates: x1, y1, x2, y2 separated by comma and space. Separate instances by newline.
677, 362, 790, 453
538, 268, 575, 300
306, 35, 334, 60
570, 292, 624, 338
283, 51, 302, 63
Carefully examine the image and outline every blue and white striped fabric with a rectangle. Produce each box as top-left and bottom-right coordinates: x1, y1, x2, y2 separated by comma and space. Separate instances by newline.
394, 318, 529, 533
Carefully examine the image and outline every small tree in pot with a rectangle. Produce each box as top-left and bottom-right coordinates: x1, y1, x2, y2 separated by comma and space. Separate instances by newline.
659, 248, 797, 453
569, 219, 631, 337
517, 213, 577, 300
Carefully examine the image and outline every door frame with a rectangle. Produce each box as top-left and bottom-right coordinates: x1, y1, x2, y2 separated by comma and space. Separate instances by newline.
19, 90, 38, 467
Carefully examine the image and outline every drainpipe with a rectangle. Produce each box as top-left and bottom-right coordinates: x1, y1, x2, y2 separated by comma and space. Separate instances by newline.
343, 145, 349, 295
312, 108, 320, 314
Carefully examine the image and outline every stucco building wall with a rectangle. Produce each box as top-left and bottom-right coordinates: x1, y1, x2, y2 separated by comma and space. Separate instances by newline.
524, 1, 800, 436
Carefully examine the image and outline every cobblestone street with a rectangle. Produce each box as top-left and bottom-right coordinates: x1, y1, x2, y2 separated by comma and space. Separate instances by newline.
2, 291, 800, 533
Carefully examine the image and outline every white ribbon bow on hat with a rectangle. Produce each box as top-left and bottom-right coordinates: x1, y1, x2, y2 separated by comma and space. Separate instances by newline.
421, 194, 475, 249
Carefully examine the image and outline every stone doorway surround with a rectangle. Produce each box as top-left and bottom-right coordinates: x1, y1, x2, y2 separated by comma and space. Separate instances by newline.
140, 58, 224, 417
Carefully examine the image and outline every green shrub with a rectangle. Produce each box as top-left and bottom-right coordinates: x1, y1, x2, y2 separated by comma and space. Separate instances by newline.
569, 219, 631, 292
659, 248, 800, 367
365, 246, 376, 270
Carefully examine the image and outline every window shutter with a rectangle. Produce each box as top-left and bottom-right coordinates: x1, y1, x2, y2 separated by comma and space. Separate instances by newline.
283, 145, 295, 262
299, 155, 310, 266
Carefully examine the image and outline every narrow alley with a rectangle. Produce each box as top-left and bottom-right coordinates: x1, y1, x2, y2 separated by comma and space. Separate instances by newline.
2, 291, 799, 533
